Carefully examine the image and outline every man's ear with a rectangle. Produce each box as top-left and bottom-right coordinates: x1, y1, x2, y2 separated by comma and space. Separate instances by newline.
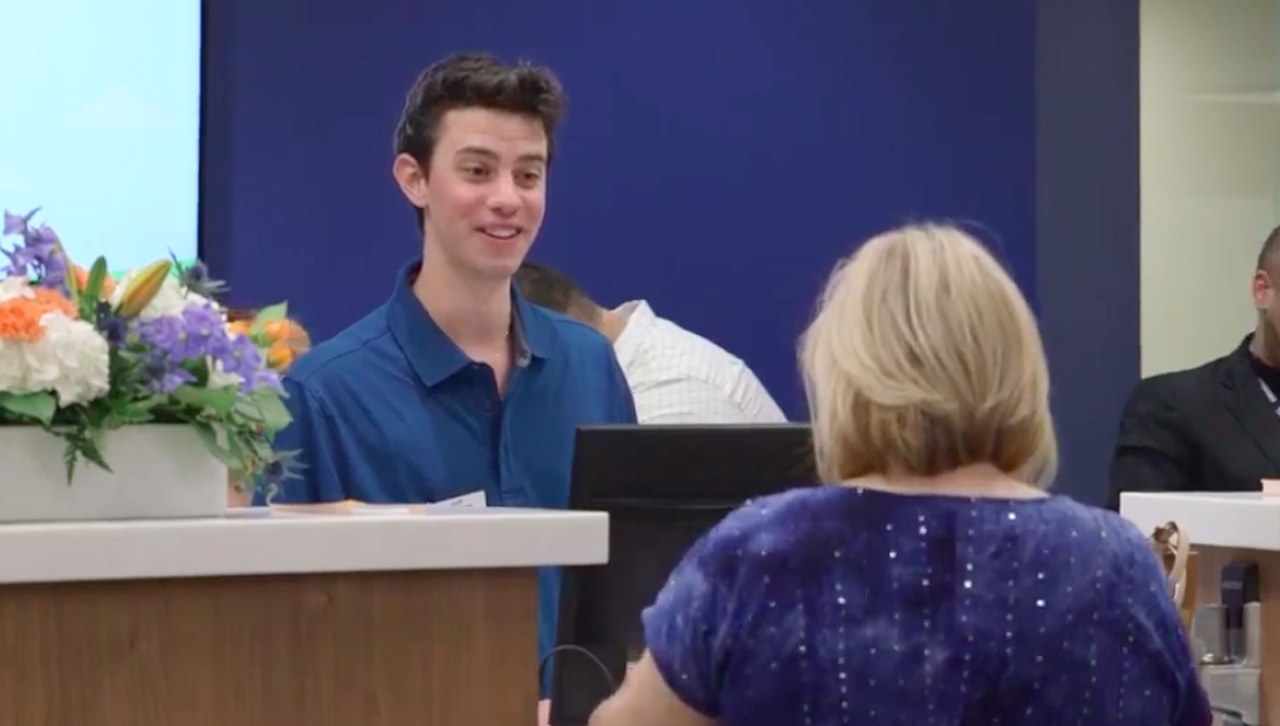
392, 153, 429, 215
1254, 270, 1274, 312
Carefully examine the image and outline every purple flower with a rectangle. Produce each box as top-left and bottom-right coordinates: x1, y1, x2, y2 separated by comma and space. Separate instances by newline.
211, 333, 283, 393
135, 305, 284, 394
136, 303, 234, 363
2, 210, 25, 236
179, 260, 228, 298
141, 353, 195, 393
28, 224, 60, 249
94, 302, 127, 346
217, 333, 265, 376
0, 211, 69, 293
136, 315, 187, 363
180, 303, 232, 359
40, 250, 68, 294
2, 248, 30, 277
2, 227, 51, 277
253, 368, 283, 392
261, 450, 304, 489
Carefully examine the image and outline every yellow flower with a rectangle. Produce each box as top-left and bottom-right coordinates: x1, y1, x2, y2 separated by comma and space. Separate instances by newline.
116, 260, 173, 319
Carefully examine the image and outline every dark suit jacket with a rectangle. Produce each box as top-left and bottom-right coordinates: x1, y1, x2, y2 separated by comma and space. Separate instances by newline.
1107, 336, 1280, 510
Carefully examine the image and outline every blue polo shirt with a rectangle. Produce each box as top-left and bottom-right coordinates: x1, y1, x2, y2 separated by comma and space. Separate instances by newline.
260, 260, 636, 691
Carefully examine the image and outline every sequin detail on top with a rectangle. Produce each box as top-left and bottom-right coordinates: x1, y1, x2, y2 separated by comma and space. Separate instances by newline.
641, 486, 1210, 726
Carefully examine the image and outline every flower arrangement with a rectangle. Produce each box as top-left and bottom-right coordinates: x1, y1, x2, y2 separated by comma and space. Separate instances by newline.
0, 207, 297, 491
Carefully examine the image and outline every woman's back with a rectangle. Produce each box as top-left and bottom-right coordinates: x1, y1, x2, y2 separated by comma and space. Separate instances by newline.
642, 485, 1207, 725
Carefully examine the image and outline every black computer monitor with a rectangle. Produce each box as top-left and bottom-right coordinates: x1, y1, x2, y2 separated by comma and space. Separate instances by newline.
547, 423, 817, 725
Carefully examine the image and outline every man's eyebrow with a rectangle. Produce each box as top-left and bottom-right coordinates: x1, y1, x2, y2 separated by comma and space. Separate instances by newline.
455, 146, 498, 159
454, 146, 546, 164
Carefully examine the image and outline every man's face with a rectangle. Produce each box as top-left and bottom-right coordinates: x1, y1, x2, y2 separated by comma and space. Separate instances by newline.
398, 107, 548, 283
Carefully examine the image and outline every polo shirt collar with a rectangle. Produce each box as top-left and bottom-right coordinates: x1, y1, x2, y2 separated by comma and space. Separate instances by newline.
386, 260, 554, 388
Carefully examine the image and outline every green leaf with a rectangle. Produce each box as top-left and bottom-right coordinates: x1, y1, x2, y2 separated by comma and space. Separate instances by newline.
62, 441, 77, 484
127, 394, 168, 411
250, 302, 289, 337
62, 248, 80, 299
83, 256, 109, 302
0, 391, 57, 425
253, 303, 288, 324
79, 435, 111, 473
181, 358, 211, 387
224, 433, 247, 473
170, 385, 237, 415
250, 390, 291, 431
106, 404, 154, 427
193, 422, 240, 468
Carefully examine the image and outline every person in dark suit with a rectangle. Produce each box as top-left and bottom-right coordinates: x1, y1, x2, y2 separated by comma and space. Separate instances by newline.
1108, 224, 1280, 509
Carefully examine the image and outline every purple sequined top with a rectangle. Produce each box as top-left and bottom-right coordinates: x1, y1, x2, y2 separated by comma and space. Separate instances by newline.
642, 486, 1211, 725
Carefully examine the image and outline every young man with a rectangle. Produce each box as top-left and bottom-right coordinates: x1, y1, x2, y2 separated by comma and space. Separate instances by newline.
516, 261, 788, 424
261, 54, 636, 706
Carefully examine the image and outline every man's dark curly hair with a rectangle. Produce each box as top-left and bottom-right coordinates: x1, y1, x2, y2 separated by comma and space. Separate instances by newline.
393, 53, 568, 232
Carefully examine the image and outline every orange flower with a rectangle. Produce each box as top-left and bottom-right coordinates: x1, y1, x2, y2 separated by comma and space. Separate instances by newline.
30, 288, 78, 318
0, 300, 46, 342
264, 319, 310, 372
263, 319, 308, 346
0, 288, 78, 343
266, 343, 294, 370
225, 310, 310, 372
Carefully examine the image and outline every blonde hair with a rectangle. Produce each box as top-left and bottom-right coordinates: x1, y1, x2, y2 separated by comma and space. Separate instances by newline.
799, 223, 1057, 487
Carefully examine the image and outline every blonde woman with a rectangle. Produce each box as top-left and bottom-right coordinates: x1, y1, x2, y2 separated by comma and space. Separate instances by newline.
587, 225, 1209, 725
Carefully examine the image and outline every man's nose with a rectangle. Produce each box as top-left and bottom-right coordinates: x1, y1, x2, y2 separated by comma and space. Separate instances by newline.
487, 177, 521, 215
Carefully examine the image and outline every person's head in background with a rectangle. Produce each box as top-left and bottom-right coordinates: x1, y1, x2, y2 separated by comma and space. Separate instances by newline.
1249, 224, 1280, 365
514, 261, 629, 341
800, 223, 1057, 491
391, 53, 567, 291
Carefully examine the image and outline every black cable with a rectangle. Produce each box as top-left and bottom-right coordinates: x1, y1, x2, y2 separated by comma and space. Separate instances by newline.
538, 643, 618, 695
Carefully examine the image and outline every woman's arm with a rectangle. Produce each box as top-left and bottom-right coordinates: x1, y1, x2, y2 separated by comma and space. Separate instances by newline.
590, 501, 772, 725
588, 654, 715, 726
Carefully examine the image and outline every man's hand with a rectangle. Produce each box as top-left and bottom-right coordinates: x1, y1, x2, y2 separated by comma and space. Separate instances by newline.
538, 698, 550, 726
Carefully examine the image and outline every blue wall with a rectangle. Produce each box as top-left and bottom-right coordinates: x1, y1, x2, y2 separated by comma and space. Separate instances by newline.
201, 1, 1137, 506
1035, 0, 1141, 506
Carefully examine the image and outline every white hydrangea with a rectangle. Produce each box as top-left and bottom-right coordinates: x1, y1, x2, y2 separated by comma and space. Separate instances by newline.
0, 276, 33, 304
19, 312, 111, 406
0, 338, 26, 393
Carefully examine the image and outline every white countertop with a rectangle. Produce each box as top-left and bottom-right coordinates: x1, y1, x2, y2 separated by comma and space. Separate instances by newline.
1119, 492, 1280, 551
0, 507, 609, 585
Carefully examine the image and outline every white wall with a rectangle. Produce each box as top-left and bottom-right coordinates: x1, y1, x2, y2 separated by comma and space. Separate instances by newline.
1140, 0, 1280, 375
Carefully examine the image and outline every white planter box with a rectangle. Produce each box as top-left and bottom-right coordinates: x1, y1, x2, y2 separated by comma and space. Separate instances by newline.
0, 425, 227, 523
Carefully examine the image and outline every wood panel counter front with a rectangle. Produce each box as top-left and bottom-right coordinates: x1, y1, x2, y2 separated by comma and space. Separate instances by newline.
0, 506, 609, 725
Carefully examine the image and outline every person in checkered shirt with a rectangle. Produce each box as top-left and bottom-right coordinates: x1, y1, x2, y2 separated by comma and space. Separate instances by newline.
517, 261, 787, 425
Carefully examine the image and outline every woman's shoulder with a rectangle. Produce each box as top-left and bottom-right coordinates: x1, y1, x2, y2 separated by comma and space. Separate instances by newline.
702, 486, 1159, 566
733, 485, 841, 519
711, 485, 850, 540
1030, 495, 1158, 556
969, 495, 1171, 602
690, 486, 848, 563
